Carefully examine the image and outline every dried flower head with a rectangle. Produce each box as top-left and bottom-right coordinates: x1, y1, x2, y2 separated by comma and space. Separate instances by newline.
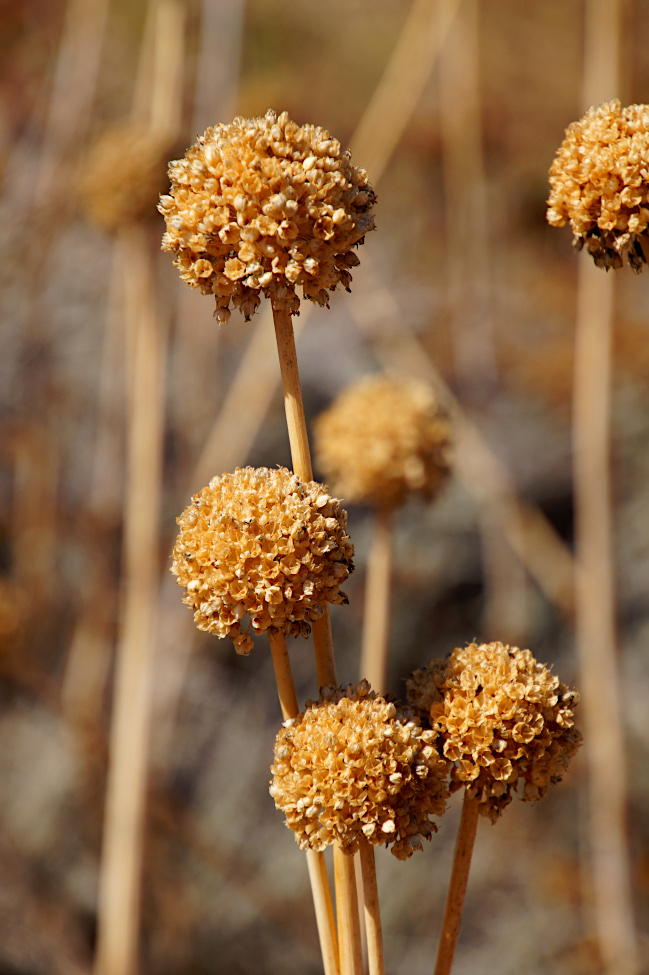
80, 123, 170, 233
314, 375, 451, 510
406, 642, 582, 823
547, 100, 649, 270
171, 467, 354, 654
270, 681, 449, 860
159, 109, 376, 322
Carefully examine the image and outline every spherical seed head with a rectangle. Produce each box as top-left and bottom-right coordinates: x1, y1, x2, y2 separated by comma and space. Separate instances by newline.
171, 467, 354, 654
547, 100, 649, 271
270, 681, 450, 860
314, 375, 451, 510
406, 642, 582, 823
159, 109, 376, 322
80, 123, 170, 233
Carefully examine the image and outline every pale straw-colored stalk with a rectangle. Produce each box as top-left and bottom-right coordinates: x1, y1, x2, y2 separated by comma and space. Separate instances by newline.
334, 846, 364, 975
94, 224, 168, 975
359, 506, 394, 696
270, 300, 356, 974
432, 794, 480, 975
94, 4, 186, 974
267, 626, 340, 975
574, 7, 638, 972
359, 837, 385, 975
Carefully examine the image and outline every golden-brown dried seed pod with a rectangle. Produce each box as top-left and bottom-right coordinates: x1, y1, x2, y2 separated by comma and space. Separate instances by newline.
159, 109, 376, 322
314, 375, 451, 510
547, 99, 649, 271
406, 642, 582, 823
270, 680, 449, 860
80, 123, 171, 234
171, 467, 354, 654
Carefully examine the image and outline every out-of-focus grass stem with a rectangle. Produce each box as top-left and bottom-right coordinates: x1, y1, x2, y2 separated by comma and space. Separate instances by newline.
575, 3, 639, 972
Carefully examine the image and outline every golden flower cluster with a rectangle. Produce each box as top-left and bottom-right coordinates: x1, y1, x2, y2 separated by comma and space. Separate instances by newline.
270, 681, 449, 860
547, 100, 649, 270
159, 109, 376, 322
80, 123, 170, 233
406, 642, 582, 823
314, 375, 451, 510
171, 467, 354, 654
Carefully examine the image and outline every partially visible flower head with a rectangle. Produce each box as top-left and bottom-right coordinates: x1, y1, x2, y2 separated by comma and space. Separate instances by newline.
314, 375, 451, 510
547, 100, 649, 270
406, 642, 582, 823
171, 467, 354, 654
80, 123, 170, 233
159, 109, 376, 322
270, 681, 449, 860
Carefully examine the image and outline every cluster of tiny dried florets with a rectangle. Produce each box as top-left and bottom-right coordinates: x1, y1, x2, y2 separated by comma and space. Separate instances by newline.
407, 642, 582, 823
270, 680, 449, 860
547, 100, 649, 271
171, 467, 354, 654
80, 123, 170, 233
314, 375, 451, 511
159, 109, 376, 322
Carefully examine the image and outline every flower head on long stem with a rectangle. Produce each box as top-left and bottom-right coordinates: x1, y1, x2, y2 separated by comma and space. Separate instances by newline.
172, 466, 354, 654
159, 109, 376, 322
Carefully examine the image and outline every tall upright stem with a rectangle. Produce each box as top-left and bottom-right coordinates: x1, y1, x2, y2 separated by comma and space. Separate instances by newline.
359, 838, 385, 975
360, 506, 393, 694
94, 227, 166, 975
433, 793, 480, 975
573, 257, 637, 975
267, 631, 339, 975
268, 630, 299, 722
334, 846, 364, 975
575, 3, 638, 972
271, 301, 337, 688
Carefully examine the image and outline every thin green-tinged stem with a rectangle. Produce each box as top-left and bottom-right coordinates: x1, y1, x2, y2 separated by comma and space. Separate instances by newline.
433, 793, 479, 975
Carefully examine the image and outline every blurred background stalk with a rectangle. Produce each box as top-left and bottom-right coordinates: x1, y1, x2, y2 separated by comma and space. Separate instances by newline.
574, 2, 639, 972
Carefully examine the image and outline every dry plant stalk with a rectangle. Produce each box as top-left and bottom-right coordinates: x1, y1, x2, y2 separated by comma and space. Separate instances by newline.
334, 847, 364, 975
546, 3, 639, 970
432, 794, 479, 975
94, 226, 166, 975
359, 837, 385, 975
360, 507, 393, 694
94, 4, 186, 974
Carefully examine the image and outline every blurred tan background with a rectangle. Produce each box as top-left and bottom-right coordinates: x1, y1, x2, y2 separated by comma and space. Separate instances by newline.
0, 1, 648, 973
